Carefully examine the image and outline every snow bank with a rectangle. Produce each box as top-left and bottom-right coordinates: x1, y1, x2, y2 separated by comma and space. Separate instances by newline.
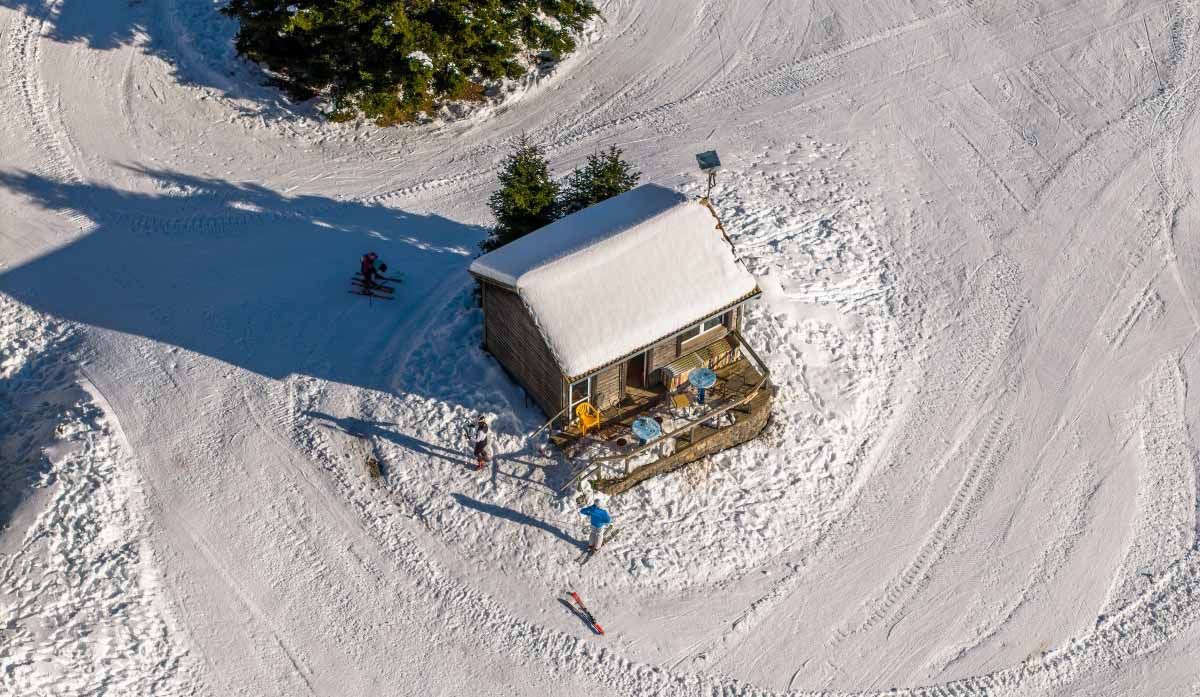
470, 184, 760, 378
0, 297, 198, 694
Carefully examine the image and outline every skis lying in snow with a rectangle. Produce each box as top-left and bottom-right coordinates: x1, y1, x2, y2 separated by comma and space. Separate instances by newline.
567, 591, 604, 635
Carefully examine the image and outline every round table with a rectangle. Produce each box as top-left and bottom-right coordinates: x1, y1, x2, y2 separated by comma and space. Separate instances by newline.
689, 367, 718, 405
631, 416, 662, 444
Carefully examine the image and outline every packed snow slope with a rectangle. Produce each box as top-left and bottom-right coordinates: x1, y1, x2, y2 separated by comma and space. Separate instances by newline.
2, 0, 1200, 695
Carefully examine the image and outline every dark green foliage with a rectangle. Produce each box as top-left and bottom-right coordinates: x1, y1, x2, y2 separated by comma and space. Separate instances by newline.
480, 140, 642, 253
558, 145, 641, 216
221, 0, 599, 125
482, 135, 560, 252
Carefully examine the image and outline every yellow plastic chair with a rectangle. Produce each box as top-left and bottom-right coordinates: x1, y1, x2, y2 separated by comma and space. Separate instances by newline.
575, 402, 601, 436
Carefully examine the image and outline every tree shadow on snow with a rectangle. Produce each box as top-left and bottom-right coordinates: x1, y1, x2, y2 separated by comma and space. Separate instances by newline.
1, 0, 311, 114
1, 0, 144, 51
451, 493, 585, 551
0, 168, 488, 402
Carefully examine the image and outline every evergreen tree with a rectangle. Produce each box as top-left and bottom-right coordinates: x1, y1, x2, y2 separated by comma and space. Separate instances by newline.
558, 145, 641, 216
479, 141, 641, 255
482, 135, 560, 252
221, 0, 599, 125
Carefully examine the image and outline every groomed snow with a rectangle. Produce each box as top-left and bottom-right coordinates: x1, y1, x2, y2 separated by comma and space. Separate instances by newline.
470, 184, 759, 378
3, 0, 1200, 695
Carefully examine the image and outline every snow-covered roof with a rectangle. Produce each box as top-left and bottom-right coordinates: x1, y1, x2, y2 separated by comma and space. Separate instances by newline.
470, 184, 760, 378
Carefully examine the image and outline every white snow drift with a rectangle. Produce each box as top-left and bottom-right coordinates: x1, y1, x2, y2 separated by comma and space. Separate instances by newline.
2, 0, 1200, 696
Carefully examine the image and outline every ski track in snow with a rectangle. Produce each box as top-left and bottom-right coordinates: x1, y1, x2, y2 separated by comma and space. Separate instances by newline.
2, 0, 1200, 695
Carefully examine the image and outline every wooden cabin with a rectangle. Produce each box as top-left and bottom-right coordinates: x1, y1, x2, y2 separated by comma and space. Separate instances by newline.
468, 183, 763, 427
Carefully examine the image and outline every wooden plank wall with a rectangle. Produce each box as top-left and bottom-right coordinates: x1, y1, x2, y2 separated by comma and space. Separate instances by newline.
646, 336, 679, 386
481, 282, 564, 417
593, 363, 623, 409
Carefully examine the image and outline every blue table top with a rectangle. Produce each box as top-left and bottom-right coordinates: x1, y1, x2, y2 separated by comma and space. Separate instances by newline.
631, 416, 662, 441
689, 367, 717, 390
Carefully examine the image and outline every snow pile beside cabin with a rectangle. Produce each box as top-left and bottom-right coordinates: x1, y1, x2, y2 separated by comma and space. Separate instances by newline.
469, 184, 760, 379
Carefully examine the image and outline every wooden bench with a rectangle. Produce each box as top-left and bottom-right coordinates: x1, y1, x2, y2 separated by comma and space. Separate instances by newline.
660, 336, 741, 390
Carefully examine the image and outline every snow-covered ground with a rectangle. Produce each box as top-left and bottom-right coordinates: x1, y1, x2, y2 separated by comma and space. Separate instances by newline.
2, 0, 1200, 695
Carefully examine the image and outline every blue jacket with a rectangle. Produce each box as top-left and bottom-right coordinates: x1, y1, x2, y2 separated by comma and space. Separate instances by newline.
579, 505, 611, 529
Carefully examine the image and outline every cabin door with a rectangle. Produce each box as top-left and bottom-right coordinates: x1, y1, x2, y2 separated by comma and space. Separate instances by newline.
625, 351, 647, 390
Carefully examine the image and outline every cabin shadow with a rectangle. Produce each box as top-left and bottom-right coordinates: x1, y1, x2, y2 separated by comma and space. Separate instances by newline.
0, 168, 485, 400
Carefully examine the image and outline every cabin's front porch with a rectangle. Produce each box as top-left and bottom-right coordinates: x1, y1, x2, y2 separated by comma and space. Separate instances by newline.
553, 356, 761, 444
551, 346, 773, 494
551, 381, 665, 447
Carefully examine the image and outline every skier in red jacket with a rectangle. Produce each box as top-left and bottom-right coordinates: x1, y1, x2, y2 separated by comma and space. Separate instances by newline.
360, 252, 380, 289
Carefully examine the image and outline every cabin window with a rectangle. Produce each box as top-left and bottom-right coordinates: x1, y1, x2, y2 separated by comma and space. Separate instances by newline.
701, 314, 725, 333
679, 314, 727, 342
680, 314, 726, 343
678, 313, 730, 356
569, 376, 593, 409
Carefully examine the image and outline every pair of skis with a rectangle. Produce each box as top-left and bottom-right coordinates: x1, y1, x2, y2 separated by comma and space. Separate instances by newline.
349, 271, 402, 300
566, 591, 604, 635
355, 271, 403, 285
576, 527, 620, 565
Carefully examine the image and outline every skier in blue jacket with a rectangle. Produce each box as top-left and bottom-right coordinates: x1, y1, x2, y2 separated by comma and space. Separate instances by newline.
579, 503, 611, 552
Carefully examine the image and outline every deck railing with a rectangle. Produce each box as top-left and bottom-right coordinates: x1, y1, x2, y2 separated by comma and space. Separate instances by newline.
527, 403, 572, 443
561, 331, 771, 493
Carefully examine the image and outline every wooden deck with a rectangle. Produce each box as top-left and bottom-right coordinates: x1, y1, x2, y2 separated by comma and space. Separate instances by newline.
594, 380, 773, 496
551, 356, 765, 454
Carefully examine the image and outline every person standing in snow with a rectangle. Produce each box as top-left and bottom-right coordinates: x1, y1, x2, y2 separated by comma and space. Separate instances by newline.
579, 501, 611, 552
473, 416, 494, 471
360, 251, 380, 289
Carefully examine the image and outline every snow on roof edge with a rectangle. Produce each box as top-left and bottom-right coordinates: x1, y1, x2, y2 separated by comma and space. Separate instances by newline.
473, 279, 761, 381
471, 184, 761, 379
468, 184, 690, 287
560, 286, 762, 381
